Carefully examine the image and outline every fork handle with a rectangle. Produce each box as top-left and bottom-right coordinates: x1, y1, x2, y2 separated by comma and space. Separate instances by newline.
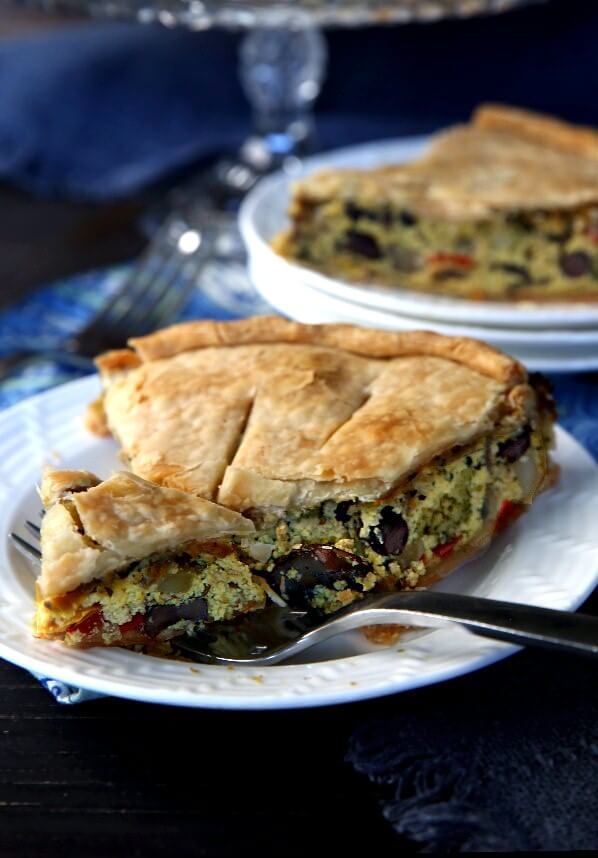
346, 590, 598, 657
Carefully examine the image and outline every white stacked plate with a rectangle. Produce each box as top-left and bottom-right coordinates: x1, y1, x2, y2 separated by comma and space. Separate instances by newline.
239, 138, 598, 372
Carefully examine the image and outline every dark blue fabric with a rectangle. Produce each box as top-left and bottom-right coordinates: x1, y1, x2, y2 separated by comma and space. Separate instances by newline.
0, 0, 597, 199
0, 24, 244, 198
347, 647, 598, 851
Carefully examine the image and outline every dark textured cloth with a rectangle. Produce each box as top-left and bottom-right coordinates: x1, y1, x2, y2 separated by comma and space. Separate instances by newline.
0, 0, 597, 199
347, 648, 598, 851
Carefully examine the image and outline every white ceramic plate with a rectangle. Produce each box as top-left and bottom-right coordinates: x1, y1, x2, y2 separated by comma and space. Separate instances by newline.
248, 252, 598, 373
250, 245, 598, 346
239, 137, 598, 331
0, 377, 596, 709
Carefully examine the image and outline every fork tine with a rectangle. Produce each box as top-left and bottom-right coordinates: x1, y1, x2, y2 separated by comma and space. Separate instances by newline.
134, 248, 206, 333
99, 224, 208, 345
10, 533, 41, 562
82, 242, 181, 343
25, 520, 41, 540
78, 256, 162, 341
75, 217, 187, 351
106, 246, 192, 339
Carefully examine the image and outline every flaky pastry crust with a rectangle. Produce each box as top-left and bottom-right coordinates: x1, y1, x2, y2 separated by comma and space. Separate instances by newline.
39, 468, 101, 508
472, 103, 598, 161
90, 318, 537, 512
126, 317, 522, 382
39, 469, 255, 597
287, 105, 598, 221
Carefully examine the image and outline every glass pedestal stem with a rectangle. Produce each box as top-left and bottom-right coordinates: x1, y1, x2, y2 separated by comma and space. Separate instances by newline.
238, 12, 328, 174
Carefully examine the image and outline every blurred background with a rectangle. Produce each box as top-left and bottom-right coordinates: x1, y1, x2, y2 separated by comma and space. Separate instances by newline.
1, 0, 596, 301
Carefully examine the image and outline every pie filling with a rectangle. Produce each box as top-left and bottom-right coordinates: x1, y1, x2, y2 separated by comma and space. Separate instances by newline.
35, 418, 550, 650
278, 201, 598, 300
35, 547, 268, 648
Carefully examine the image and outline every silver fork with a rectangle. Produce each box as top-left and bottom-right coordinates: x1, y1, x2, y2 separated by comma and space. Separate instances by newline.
11, 526, 598, 664
0, 212, 211, 379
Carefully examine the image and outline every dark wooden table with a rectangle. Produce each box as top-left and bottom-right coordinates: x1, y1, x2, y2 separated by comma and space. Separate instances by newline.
1, 657, 402, 857
1, 629, 596, 856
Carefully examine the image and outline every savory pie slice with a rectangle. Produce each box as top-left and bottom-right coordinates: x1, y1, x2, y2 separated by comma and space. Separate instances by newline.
35, 470, 268, 648
273, 104, 598, 301
43, 316, 555, 646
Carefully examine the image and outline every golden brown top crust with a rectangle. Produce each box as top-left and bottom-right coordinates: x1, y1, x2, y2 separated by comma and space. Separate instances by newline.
38, 469, 255, 597
95, 349, 142, 375
473, 103, 598, 161
92, 318, 533, 512
128, 316, 522, 383
39, 468, 101, 508
289, 105, 598, 219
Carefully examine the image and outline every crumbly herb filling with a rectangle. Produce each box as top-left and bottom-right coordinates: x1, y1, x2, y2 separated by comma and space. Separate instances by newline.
281, 201, 598, 300
244, 423, 545, 614
37, 548, 267, 645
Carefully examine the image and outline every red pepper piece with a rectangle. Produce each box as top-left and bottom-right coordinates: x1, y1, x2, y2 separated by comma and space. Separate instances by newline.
66, 609, 103, 637
432, 536, 460, 559
428, 252, 475, 268
494, 500, 526, 534
118, 614, 145, 636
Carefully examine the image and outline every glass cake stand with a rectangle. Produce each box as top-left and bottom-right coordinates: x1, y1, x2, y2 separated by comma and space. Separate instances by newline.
25, 0, 540, 309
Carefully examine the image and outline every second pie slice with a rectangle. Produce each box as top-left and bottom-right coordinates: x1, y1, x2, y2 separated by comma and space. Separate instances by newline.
273, 105, 598, 301
33, 317, 557, 651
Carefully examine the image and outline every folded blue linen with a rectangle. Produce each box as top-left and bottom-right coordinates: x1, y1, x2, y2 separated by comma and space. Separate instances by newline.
0, 1, 597, 200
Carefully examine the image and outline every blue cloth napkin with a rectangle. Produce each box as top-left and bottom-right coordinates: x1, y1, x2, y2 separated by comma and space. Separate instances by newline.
0, 264, 260, 408
347, 645, 598, 851
1, 1, 598, 199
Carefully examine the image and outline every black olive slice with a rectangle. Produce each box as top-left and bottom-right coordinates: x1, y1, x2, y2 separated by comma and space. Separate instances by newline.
497, 426, 531, 464
490, 262, 533, 285
399, 210, 418, 226
368, 507, 409, 556
345, 202, 367, 221
560, 251, 591, 278
335, 500, 353, 522
146, 597, 209, 637
342, 231, 381, 260
269, 546, 371, 609
345, 203, 393, 226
